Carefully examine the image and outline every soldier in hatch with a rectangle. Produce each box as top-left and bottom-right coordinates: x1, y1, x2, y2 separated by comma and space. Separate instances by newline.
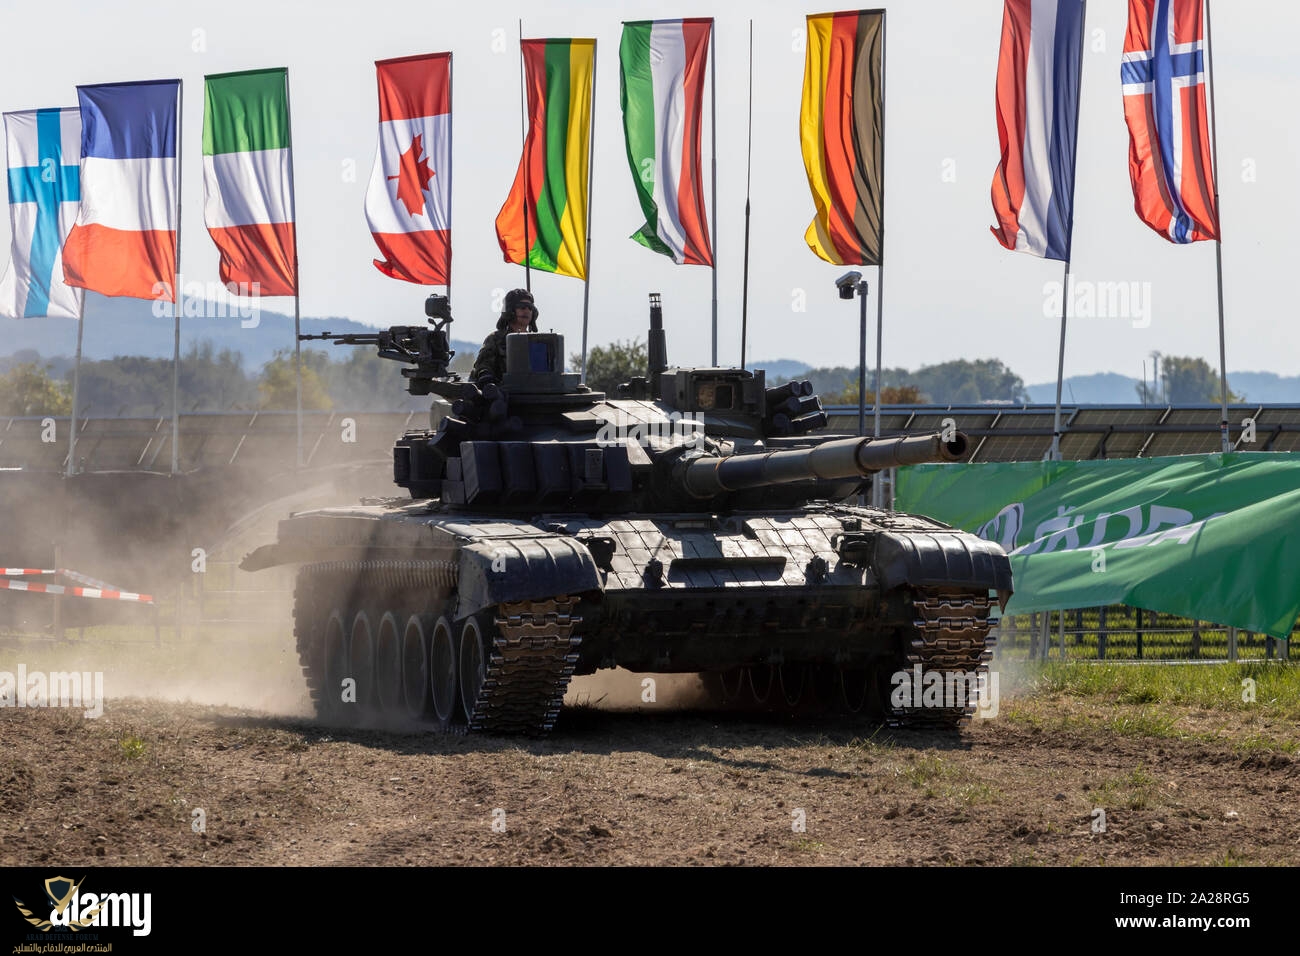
472, 287, 538, 383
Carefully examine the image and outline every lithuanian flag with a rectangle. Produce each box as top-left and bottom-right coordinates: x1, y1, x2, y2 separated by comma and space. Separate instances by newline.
800, 11, 884, 266
495, 38, 595, 280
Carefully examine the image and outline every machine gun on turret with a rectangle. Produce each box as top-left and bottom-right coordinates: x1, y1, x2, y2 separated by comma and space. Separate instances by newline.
298, 293, 461, 398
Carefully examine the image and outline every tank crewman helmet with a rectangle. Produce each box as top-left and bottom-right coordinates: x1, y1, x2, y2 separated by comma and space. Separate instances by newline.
499, 287, 539, 330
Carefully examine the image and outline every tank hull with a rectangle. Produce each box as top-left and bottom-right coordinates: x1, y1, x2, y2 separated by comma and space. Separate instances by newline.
249, 498, 1011, 733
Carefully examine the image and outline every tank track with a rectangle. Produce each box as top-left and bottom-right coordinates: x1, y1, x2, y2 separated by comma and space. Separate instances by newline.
292, 559, 456, 717
883, 586, 997, 729
464, 597, 583, 736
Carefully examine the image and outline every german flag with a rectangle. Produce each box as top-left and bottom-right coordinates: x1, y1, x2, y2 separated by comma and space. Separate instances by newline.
800, 10, 884, 266
495, 38, 595, 280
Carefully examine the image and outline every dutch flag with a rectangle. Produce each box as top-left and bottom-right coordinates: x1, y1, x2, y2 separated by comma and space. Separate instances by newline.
990, 0, 1086, 262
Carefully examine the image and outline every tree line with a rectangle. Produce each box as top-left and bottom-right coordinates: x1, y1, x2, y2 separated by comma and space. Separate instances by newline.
0, 339, 1236, 417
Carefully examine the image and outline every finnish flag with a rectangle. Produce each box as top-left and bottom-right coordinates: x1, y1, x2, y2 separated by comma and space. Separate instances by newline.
0, 108, 83, 319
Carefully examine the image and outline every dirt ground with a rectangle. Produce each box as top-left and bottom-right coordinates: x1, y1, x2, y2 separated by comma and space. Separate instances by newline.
1, 638, 1296, 868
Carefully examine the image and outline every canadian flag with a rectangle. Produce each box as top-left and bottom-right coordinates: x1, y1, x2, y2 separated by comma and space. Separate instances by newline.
365, 53, 451, 285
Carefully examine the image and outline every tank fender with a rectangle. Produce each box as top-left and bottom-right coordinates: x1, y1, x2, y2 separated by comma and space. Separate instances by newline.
456, 535, 604, 620
856, 530, 1013, 594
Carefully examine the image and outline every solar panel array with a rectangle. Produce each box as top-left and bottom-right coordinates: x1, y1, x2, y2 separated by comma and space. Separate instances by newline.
1, 402, 1296, 474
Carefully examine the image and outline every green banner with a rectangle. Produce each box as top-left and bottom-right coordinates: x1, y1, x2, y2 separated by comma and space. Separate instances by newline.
895, 454, 1300, 639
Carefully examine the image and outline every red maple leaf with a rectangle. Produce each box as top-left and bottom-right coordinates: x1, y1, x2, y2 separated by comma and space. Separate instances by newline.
387, 133, 435, 218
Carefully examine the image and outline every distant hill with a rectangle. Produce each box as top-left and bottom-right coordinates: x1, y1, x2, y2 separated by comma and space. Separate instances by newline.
1026, 371, 1300, 405
749, 359, 812, 382
1, 292, 481, 371
1025, 373, 1142, 404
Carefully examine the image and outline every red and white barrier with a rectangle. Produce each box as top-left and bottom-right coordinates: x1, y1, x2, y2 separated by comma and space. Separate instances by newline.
0, 578, 154, 604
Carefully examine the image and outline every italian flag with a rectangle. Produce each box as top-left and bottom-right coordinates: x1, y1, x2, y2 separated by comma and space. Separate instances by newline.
619, 19, 713, 266
202, 68, 296, 297
495, 38, 595, 280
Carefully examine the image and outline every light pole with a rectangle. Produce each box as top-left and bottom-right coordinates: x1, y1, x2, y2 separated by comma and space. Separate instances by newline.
837, 272, 877, 506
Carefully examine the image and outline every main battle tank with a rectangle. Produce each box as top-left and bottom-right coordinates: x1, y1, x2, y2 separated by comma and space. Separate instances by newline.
242, 292, 1013, 734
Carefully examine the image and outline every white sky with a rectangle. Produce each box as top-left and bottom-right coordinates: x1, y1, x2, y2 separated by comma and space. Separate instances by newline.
1, 0, 1296, 383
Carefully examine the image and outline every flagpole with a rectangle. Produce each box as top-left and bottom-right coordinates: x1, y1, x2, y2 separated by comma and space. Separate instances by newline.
580, 40, 597, 383
740, 19, 753, 370
871, 11, 887, 508
709, 22, 718, 367
1051, 262, 1070, 460
519, 20, 531, 292
1204, 0, 1230, 453
283, 69, 303, 469
66, 312, 85, 477
445, 53, 454, 308
171, 79, 183, 477
1051, 0, 1088, 462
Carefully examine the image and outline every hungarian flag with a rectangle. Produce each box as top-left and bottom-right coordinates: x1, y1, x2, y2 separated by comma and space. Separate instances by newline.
0, 108, 84, 318
619, 19, 713, 266
990, 1, 1086, 261
1121, 0, 1218, 243
62, 79, 180, 302
202, 68, 297, 297
799, 11, 884, 267
496, 39, 595, 280
365, 53, 452, 286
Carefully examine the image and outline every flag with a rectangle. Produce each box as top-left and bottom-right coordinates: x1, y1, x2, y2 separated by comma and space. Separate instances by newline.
496, 39, 596, 280
62, 79, 180, 301
619, 18, 713, 266
202, 68, 296, 297
989, 0, 1086, 261
0, 109, 83, 318
1122, 0, 1218, 243
800, 11, 884, 266
366, 53, 452, 286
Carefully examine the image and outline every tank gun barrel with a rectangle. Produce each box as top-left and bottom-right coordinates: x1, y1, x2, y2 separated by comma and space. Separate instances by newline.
677, 431, 968, 499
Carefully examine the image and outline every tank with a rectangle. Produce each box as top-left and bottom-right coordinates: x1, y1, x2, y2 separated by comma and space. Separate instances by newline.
242, 292, 1013, 734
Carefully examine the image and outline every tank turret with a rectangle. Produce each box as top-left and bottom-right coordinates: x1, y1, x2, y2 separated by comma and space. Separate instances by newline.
244, 290, 1012, 736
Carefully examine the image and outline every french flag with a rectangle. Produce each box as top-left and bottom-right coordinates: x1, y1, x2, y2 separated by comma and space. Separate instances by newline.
62, 79, 180, 302
1121, 0, 1218, 244
990, 0, 1086, 261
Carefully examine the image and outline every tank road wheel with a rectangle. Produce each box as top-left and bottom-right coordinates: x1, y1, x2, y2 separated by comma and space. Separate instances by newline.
748, 665, 775, 706
350, 611, 378, 716
322, 609, 351, 723
811, 664, 839, 710
375, 611, 403, 717
836, 667, 872, 714
778, 664, 806, 709
720, 667, 747, 704
401, 614, 432, 721
458, 616, 490, 726
430, 616, 462, 728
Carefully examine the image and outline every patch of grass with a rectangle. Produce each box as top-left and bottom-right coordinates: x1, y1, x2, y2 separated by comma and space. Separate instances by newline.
118, 734, 147, 761
902, 754, 953, 788
1220, 847, 1250, 867
1232, 734, 1299, 755
1095, 766, 1159, 810
954, 782, 1001, 806
1103, 709, 1181, 738
1017, 661, 1300, 718
790, 838, 825, 852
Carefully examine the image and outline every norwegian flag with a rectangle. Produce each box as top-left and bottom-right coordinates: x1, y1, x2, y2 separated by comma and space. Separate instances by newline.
1121, 0, 1219, 243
